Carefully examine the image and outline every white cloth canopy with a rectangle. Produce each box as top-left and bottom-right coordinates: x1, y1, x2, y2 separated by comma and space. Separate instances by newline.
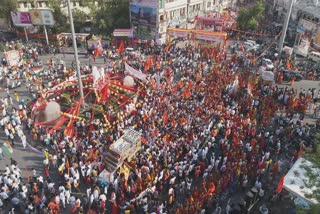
284, 158, 319, 205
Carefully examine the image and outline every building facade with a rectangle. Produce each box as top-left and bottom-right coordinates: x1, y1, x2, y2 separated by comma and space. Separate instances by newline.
273, 0, 320, 55
131, 0, 236, 43
17, 0, 94, 14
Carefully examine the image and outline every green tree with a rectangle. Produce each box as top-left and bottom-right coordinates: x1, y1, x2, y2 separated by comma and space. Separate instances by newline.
47, 0, 68, 34
94, 0, 130, 35
301, 131, 320, 207
72, 8, 89, 32
0, 0, 18, 24
236, 1, 265, 31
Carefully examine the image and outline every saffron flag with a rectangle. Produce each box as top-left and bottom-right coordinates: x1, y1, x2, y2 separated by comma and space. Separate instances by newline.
162, 111, 168, 125
64, 99, 82, 137
65, 158, 70, 172
49, 116, 68, 134
93, 42, 103, 59
277, 175, 285, 193
117, 40, 125, 55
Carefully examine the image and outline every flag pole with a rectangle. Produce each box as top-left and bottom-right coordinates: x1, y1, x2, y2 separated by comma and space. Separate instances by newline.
66, 0, 85, 105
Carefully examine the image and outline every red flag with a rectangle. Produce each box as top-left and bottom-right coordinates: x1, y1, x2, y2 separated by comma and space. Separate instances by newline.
277, 175, 285, 193
64, 99, 82, 137
292, 98, 299, 108
65, 158, 70, 175
162, 111, 168, 125
49, 116, 68, 134
93, 48, 100, 58
117, 40, 125, 55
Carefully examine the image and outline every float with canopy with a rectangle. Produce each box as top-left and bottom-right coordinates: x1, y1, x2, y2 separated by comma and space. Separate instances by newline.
31, 65, 147, 137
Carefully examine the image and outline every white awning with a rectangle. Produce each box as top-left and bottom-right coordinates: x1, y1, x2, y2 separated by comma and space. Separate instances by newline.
284, 158, 319, 205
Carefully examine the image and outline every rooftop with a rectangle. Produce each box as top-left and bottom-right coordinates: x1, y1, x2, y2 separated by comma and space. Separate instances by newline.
284, 157, 320, 205
294, 0, 320, 19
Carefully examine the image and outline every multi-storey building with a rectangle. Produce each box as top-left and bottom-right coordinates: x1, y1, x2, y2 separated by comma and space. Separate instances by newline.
274, 0, 320, 55
131, 0, 236, 43
16, 0, 236, 42
17, 0, 94, 14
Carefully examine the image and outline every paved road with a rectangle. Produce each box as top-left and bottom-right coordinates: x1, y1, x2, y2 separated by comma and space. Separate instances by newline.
0, 52, 104, 213
0, 53, 106, 180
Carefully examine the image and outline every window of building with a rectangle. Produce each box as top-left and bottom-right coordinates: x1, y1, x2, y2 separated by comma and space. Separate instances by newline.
207, 2, 211, 8
38, 2, 42, 7
159, 0, 164, 8
23, 2, 28, 8
197, 4, 200, 10
73, 1, 77, 7
30, 2, 35, 8
170, 11, 174, 20
180, 8, 185, 16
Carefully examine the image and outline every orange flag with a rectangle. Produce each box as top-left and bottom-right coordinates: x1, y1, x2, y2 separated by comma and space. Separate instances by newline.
163, 133, 170, 143
49, 116, 68, 134
152, 129, 158, 137
117, 40, 125, 55
163, 111, 168, 125
65, 158, 70, 175
64, 99, 82, 137
277, 175, 285, 193
180, 117, 188, 125
171, 119, 176, 128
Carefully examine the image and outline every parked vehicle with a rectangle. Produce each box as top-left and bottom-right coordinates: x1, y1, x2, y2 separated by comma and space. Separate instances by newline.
308, 51, 320, 63
282, 70, 303, 81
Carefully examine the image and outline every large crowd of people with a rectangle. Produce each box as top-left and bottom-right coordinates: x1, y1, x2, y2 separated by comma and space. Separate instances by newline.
0, 36, 318, 214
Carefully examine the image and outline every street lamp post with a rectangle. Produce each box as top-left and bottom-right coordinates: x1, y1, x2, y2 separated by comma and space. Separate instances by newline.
66, 0, 85, 103
278, 0, 294, 55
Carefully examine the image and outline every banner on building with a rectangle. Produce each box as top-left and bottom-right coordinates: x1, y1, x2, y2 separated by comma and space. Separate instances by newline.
313, 26, 320, 49
297, 19, 317, 35
130, 0, 158, 39
167, 30, 189, 38
11, 12, 32, 27
30, 9, 55, 26
195, 33, 225, 42
113, 29, 134, 38
3, 50, 21, 67
294, 35, 310, 57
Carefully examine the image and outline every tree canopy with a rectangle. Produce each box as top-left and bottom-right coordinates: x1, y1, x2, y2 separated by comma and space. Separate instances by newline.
3, 0, 131, 36
0, 0, 18, 23
236, 1, 265, 31
94, 0, 130, 35
302, 131, 320, 205
47, 0, 68, 34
